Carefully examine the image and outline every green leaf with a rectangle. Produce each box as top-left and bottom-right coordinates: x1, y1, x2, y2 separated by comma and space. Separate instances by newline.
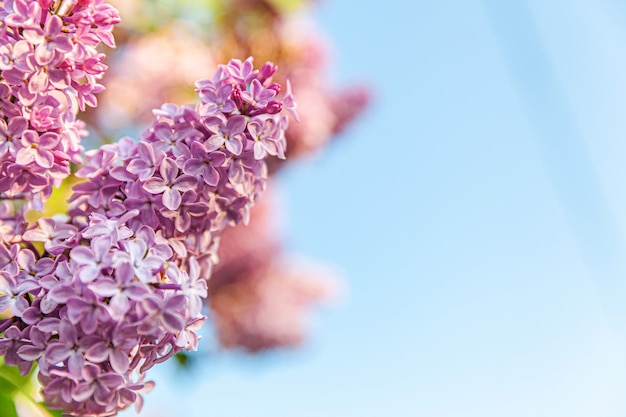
0, 361, 34, 391
0, 374, 15, 395
42, 406, 65, 417
0, 390, 19, 417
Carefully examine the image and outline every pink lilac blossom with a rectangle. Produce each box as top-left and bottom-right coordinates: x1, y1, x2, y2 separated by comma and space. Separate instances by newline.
0, 58, 294, 416
0, 0, 120, 208
210, 258, 335, 352
209, 192, 335, 352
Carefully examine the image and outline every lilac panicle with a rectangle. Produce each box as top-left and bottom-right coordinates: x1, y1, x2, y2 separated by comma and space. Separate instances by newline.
0, 0, 120, 208
0, 57, 295, 416
70, 56, 294, 275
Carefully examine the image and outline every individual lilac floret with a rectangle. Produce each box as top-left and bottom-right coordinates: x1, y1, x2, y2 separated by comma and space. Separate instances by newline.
0, 0, 120, 207
0, 57, 296, 417
206, 114, 247, 155
183, 144, 226, 186
142, 158, 197, 210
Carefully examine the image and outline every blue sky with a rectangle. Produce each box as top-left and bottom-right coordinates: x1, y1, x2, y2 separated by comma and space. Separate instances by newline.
123, 1, 626, 416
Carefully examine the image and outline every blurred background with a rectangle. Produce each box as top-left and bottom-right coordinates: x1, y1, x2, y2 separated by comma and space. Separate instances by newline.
99, 0, 626, 415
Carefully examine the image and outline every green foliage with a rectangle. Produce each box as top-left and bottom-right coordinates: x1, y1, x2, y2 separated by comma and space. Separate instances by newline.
265, 0, 306, 13
174, 351, 191, 367
127, 0, 215, 32
0, 358, 32, 392
173, 351, 201, 371
0, 359, 27, 417
0, 389, 19, 417
0, 358, 61, 417
44, 408, 64, 417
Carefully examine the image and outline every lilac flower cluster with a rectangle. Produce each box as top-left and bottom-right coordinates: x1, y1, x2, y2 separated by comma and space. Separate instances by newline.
0, 214, 203, 415
0, 0, 120, 208
71, 57, 293, 276
0, 57, 294, 416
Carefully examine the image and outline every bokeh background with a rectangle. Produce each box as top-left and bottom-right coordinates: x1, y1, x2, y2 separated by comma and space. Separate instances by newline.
110, 0, 626, 416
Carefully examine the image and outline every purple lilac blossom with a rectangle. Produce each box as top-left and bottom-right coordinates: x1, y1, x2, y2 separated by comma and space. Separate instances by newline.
0, 57, 295, 416
0, 0, 120, 208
